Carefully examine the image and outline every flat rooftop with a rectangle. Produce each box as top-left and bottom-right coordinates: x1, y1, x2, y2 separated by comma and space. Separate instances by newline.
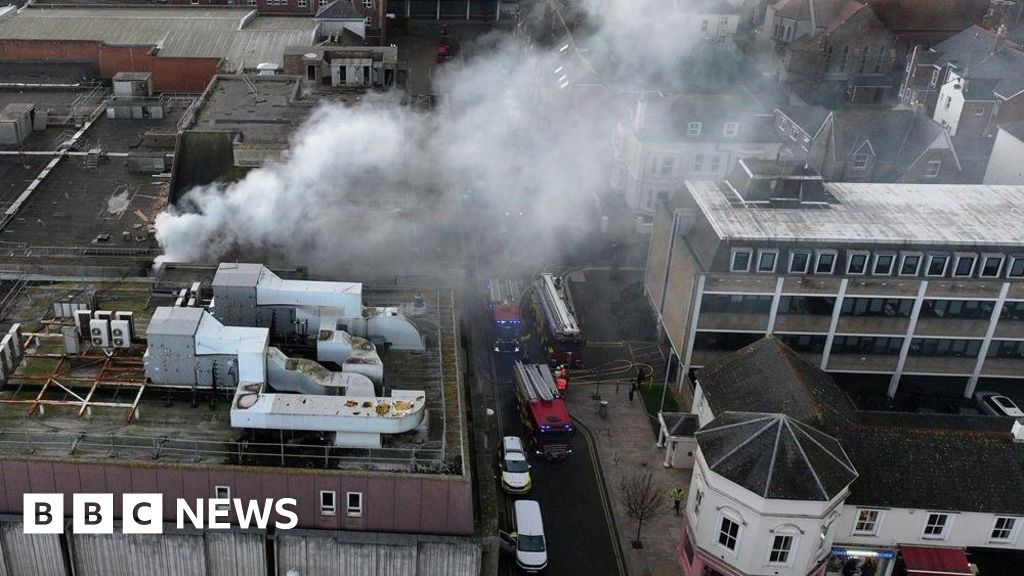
192, 76, 312, 145
0, 156, 166, 253
688, 180, 1024, 247
0, 280, 465, 475
0, 7, 317, 72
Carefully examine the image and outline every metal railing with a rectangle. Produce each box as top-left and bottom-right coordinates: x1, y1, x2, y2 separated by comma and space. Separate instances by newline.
0, 429, 450, 471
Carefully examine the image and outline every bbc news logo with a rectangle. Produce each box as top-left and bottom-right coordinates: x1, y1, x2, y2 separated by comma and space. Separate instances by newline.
24, 494, 298, 534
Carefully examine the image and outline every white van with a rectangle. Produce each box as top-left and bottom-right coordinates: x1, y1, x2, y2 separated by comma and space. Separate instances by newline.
500, 500, 548, 572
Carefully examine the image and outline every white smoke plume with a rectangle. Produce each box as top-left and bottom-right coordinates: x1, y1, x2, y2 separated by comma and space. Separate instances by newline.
155, 0, 710, 274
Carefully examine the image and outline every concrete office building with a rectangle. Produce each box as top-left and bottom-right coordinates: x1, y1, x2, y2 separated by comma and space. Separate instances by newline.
645, 167, 1024, 406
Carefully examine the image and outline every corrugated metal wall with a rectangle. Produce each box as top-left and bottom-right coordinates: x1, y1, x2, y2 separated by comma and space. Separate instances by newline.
0, 522, 69, 576
277, 532, 479, 576
70, 532, 207, 576
206, 531, 267, 576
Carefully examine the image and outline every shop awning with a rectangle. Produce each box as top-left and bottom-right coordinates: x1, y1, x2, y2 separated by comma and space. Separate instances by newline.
900, 545, 972, 576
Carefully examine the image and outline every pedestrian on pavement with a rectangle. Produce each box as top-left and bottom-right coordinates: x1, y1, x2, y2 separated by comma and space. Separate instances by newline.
628, 382, 636, 402
670, 487, 685, 515
635, 367, 645, 389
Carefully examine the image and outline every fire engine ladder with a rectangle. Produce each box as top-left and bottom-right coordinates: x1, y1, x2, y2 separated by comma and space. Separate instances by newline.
488, 278, 522, 304
537, 273, 580, 336
514, 361, 558, 402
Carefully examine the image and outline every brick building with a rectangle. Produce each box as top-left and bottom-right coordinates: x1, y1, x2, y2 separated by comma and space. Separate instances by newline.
0, 7, 316, 92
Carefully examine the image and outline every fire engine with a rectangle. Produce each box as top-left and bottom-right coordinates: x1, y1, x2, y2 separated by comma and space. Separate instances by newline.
533, 273, 585, 367
487, 278, 523, 353
513, 360, 574, 460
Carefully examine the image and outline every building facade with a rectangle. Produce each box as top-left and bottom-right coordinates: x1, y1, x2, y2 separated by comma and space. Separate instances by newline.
610, 92, 783, 216
983, 122, 1024, 183
682, 337, 1024, 576
645, 176, 1024, 404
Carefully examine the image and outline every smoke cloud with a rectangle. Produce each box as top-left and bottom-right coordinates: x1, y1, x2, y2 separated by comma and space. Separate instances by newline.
155, 0, 709, 274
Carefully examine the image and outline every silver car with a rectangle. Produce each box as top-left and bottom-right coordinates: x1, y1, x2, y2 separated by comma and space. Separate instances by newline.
974, 391, 1024, 417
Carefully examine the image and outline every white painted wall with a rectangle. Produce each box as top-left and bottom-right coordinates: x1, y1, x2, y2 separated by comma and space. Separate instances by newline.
835, 506, 1024, 550
933, 73, 966, 135
983, 126, 1024, 184
687, 454, 847, 576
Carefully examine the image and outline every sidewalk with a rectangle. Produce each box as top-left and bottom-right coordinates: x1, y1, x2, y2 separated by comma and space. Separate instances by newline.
565, 383, 691, 576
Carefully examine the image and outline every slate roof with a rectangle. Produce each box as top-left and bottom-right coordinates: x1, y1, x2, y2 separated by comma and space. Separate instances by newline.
696, 336, 857, 427
776, 105, 830, 136
316, 0, 363, 20
662, 412, 700, 437
868, 0, 988, 34
694, 337, 1024, 515
695, 412, 859, 501
927, 25, 1024, 99
637, 92, 781, 144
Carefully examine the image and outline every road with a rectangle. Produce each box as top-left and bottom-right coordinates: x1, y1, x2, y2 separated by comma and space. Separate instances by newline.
463, 211, 624, 576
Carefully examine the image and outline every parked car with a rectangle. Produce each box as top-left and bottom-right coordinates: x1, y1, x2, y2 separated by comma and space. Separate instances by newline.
974, 391, 1024, 417
499, 500, 548, 573
498, 435, 532, 494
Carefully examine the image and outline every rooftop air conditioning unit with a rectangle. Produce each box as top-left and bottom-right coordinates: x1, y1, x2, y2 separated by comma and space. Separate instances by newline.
110, 319, 131, 348
90, 319, 110, 348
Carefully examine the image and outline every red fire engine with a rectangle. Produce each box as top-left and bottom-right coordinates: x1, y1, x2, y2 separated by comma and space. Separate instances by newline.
513, 360, 574, 460
533, 273, 585, 368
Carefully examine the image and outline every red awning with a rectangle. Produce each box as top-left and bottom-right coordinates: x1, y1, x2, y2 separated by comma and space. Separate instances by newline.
900, 545, 973, 576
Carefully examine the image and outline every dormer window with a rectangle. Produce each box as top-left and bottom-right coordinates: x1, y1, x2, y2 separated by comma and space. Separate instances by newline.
815, 250, 837, 274
757, 249, 778, 273
853, 153, 869, 170
873, 253, 895, 276
980, 254, 1004, 278
687, 122, 702, 137
926, 254, 949, 277
723, 122, 738, 137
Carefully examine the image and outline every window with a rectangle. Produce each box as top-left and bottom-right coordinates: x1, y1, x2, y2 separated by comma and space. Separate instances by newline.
840, 298, 914, 318
991, 517, 1018, 542
710, 154, 721, 173
824, 44, 834, 69
723, 122, 738, 137
923, 513, 950, 539
720, 15, 728, 26
899, 253, 922, 276
975, 105, 986, 116
789, 251, 811, 273
910, 338, 982, 358
190, 0, 199, 5
853, 510, 881, 536
930, 69, 940, 87
768, 534, 794, 565
1009, 257, 1024, 278
701, 19, 709, 32
693, 489, 704, 516
346, 492, 363, 517
926, 254, 949, 277
839, 45, 850, 72
364, 17, 372, 26
718, 516, 740, 551
298, 0, 306, 5
815, 251, 837, 274
872, 254, 895, 275
249, 0, 256, 4
874, 44, 887, 73
773, 22, 781, 39
925, 160, 941, 178
731, 249, 752, 272
659, 156, 676, 176
858, 46, 869, 73
694, 154, 704, 172
953, 254, 977, 277
757, 250, 778, 273
853, 153, 869, 170
831, 336, 904, 355
214, 486, 230, 499
847, 251, 869, 275
319, 0, 329, 5
944, 95, 952, 108
687, 122, 702, 137
320, 491, 336, 516
980, 255, 1004, 278
920, 299, 995, 320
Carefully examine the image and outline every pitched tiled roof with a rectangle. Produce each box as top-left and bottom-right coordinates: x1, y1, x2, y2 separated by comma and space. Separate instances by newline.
696, 412, 858, 501
868, 0, 988, 34
694, 336, 1024, 514
697, 336, 857, 427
